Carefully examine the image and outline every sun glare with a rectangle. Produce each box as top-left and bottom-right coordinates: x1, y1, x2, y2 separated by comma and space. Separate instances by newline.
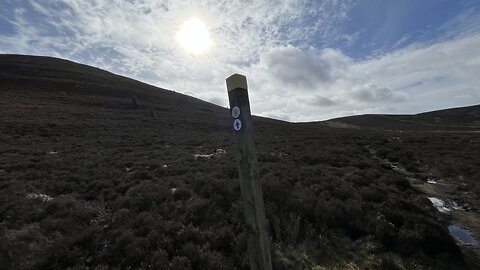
177, 19, 211, 55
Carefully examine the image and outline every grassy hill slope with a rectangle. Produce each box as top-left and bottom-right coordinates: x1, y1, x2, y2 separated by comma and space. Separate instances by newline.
1, 54, 478, 269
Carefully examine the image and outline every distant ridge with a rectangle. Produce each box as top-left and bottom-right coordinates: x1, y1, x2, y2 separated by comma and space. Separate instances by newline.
325, 104, 480, 131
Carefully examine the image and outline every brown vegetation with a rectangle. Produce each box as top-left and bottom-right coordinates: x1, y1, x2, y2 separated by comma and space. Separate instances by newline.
1, 55, 478, 269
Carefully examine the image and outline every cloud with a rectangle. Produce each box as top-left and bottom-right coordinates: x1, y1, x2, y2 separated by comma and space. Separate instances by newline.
351, 84, 408, 103
246, 33, 480, 121
0, 0, 479, 122
258, 46, 350, 90
313, 96, 337, 107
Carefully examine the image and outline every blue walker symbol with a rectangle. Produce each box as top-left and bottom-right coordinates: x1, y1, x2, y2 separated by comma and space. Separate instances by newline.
233, 119, 242, 131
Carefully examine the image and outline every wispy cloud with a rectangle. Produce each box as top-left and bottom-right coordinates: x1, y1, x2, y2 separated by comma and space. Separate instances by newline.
248, 33, 480, 121
1, 0, 479, 121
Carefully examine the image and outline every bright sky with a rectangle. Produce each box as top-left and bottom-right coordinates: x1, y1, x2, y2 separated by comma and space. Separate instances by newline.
1, 0, 480, 121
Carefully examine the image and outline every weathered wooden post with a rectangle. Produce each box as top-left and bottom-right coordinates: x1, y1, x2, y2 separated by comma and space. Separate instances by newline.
226, 74, 272, 270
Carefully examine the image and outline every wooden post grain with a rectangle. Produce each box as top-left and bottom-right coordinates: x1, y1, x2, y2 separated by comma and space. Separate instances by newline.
226, 74, 272, 270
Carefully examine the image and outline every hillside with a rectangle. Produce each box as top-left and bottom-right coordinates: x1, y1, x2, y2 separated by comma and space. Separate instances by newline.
0, 54, 229, 118
325, 105, 480, 131
1, 55, 479, 269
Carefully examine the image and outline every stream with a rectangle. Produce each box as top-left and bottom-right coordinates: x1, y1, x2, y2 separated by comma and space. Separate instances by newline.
448, 225, 478, 246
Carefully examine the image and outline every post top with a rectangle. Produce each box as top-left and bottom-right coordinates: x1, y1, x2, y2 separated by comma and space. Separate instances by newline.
226, 73, 248, 92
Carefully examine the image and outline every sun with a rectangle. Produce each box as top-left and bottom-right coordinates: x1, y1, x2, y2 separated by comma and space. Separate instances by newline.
177, 18, 211, 55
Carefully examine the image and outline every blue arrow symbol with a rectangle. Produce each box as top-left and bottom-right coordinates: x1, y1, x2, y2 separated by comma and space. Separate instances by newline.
234, 119, 242, 130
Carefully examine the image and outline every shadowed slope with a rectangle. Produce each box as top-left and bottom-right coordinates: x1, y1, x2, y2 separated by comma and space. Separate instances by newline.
0, 54, 226, 117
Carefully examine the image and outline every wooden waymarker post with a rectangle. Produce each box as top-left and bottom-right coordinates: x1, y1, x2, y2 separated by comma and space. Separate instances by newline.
226, 74, 272, 270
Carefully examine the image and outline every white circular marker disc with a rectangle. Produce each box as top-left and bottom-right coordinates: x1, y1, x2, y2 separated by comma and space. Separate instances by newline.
231, 106, 240, 118
233, 119, 242, 131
